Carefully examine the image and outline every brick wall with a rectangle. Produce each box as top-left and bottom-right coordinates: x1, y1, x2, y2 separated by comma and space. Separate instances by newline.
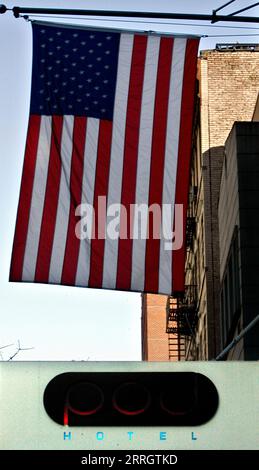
142, 294, 168, 361
201, 50, 259, 152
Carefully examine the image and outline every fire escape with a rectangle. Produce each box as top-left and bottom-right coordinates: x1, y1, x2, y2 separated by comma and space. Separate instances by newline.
167, 191, 198, 360
166, 285, 198, 360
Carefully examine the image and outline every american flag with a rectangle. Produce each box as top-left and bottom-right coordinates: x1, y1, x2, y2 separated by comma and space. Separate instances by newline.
10, 21, 199, 295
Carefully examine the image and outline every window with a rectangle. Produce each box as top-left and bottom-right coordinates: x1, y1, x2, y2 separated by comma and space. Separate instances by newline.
220, 228, 241, 345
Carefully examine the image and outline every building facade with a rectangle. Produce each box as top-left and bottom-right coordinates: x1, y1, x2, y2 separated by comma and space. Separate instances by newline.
142, 294, 168, 361
142, 294, 184, 361
142, 45, 259, 361
218, 121, 259, 359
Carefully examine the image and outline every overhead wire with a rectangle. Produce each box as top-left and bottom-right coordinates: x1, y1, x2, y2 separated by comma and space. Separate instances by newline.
213, 0, 237, 13
206, 33, 259, 36
227, 2, 259, 16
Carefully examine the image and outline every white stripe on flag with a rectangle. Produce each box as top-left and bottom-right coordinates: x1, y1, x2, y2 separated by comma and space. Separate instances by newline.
102, 33, 134, 289
75, 118, 100, 286
22, 116, 52, 281
158, 38, 187, 295
48, 115, 74, 283
130, 36, 161, 292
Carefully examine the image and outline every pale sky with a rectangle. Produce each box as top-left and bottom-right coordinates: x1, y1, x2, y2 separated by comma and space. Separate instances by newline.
0, 0, 259, 361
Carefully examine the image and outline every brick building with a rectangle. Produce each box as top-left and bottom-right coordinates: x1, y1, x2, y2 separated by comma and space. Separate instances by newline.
142, 45, 259, 361
142, 294, 184, 361
142, 294, 168, 361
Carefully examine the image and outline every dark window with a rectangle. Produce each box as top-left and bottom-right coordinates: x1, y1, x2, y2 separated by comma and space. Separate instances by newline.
220, 228, 241, 345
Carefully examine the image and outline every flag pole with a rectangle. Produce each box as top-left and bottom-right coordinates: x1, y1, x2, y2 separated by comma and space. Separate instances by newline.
0, 5, 259, 24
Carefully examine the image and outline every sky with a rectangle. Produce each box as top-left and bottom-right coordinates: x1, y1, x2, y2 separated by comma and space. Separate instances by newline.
0, 0, 259, 361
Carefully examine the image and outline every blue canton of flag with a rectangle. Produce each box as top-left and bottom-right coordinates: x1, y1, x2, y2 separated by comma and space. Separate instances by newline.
31, 23, 120, 120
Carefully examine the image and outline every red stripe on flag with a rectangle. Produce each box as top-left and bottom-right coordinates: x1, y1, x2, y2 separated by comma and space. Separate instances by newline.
35, 116, 63, 282
9, 115, 41, 281
88, 120, 113, 288
61, 117, 87, 285
116, 35, 147, 291
144, 37, 174, 293
173, 39, 199, 294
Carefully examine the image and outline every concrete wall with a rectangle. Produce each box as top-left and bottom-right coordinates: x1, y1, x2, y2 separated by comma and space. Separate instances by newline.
219, 122, 259, 359
219, 134, 239, 281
